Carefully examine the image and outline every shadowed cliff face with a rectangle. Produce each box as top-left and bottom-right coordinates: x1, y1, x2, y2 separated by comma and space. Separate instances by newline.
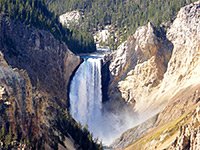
0, 51, 81, 149
0, 14, 81, 106
0, 51, 45, 149
0, 16, 100, 149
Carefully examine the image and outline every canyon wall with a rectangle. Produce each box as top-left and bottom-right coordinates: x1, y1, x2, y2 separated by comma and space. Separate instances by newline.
0, 14, 97, 149
0, 14, 81, 106
110, 1, 200, 148
106, 1, 200, 115
105, 22, 173, 114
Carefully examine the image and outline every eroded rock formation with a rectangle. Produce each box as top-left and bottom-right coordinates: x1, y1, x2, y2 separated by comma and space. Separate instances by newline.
59, 10, 82, 28
0, 14, 81, 106
111, 85, 200, 149
169, 105, 200, 150
110, 1, 200, 149
0, 13, 103, 149
105, 22, 173, 113
106, 0, 200, 115
0, 50, 83, 149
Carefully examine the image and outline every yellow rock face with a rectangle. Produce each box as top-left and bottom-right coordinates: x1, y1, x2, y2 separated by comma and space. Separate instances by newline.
107, 22, 172, 115
108, 1, 200, 117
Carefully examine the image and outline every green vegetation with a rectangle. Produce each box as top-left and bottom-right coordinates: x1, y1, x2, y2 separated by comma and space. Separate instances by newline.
1, 0, 196, 51
53, 108, 102, 150
0, 123, 33, 149
46, 0, 196, 49
0, 0, 96, 53
0, 97, 102, 150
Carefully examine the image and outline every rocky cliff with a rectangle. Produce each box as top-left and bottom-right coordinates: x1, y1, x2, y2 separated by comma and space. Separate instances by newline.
0, 14, 101, 149
0, 51, 99, 149
59, 10, 82, 28
106, 0, 200, 115
159, 0, 200, 100
120, 84, 200, 150
105, 21, 173, 114
0, 51, 55, 149
0, 14, 81, 107
169, 105, 200, 150
110, 1, 200, 149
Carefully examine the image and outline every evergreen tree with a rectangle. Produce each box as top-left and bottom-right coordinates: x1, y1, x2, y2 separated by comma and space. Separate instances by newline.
45, 0, 197, 48
0, 0, 96, 54
0, 124, 5, 141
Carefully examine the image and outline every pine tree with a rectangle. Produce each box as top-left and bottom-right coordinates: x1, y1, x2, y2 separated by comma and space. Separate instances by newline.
7, 125, 12, 144
0, 124, 5, 140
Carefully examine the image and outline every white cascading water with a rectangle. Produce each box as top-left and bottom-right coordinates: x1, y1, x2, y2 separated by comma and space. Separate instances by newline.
70, 57, 102, 133
70, 56, 137, 145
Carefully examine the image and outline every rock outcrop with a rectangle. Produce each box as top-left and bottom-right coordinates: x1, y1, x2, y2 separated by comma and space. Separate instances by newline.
106, 22, 172, 113
0, 51, 42, 148
59, 10, 82, 28
169, 106, 200, 150
0, 15, 101, 150
111, 84, 200, 149
145, 0, 200, 114
159, 0, 200, 97
110, 1, 200, 149
0, 14, 81, 106
94, 27, 110, 47
106, 0, 200, 114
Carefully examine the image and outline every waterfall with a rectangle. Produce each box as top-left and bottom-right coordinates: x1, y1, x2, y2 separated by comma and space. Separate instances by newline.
69, 56, 137, 145
69, 57, 102, 134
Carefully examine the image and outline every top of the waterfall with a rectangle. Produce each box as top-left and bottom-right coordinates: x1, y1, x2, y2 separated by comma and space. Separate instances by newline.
79, 47, 110, 58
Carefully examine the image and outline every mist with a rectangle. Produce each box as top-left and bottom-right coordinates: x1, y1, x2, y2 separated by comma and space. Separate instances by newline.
94, 107, 138, 145
69, 56, 140, 146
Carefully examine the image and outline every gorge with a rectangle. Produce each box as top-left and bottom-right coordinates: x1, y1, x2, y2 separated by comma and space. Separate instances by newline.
69, 54, 137, 145
69, 1, 200, 149
1, 0, 200, 149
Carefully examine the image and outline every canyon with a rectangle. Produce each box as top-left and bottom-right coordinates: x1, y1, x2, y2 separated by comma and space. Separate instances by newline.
1, 0, 200, 149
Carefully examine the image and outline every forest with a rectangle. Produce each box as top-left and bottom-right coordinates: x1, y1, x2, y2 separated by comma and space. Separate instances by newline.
0, 0, 96, 53
0, 107, 102, 149
46, 0, 197, 49
1, 0, 196, 51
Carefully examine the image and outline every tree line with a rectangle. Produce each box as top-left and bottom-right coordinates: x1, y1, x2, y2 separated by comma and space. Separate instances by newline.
0, 0, 96, 53
46, 0, 196, 49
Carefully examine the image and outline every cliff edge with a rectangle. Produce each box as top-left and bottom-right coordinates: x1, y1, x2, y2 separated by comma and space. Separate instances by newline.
110, 1, 200, 148
0, 14, 81, 106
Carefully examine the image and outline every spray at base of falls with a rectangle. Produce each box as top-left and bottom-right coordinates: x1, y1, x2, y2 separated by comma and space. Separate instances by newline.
69, 57, 137, 145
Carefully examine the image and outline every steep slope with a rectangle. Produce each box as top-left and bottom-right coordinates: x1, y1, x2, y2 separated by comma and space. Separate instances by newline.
0, 0, 96, 54
0, 51, 43, 149
169, 106, 200, 149
0, 14, 81, 106
106, 0, 200, 116
105, 22, 173, 114
148, 0, 200, 113
0, 51, 101, 149
110, 1, 200, 148
120, 84, 200, 149
158, 0, 200, 101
